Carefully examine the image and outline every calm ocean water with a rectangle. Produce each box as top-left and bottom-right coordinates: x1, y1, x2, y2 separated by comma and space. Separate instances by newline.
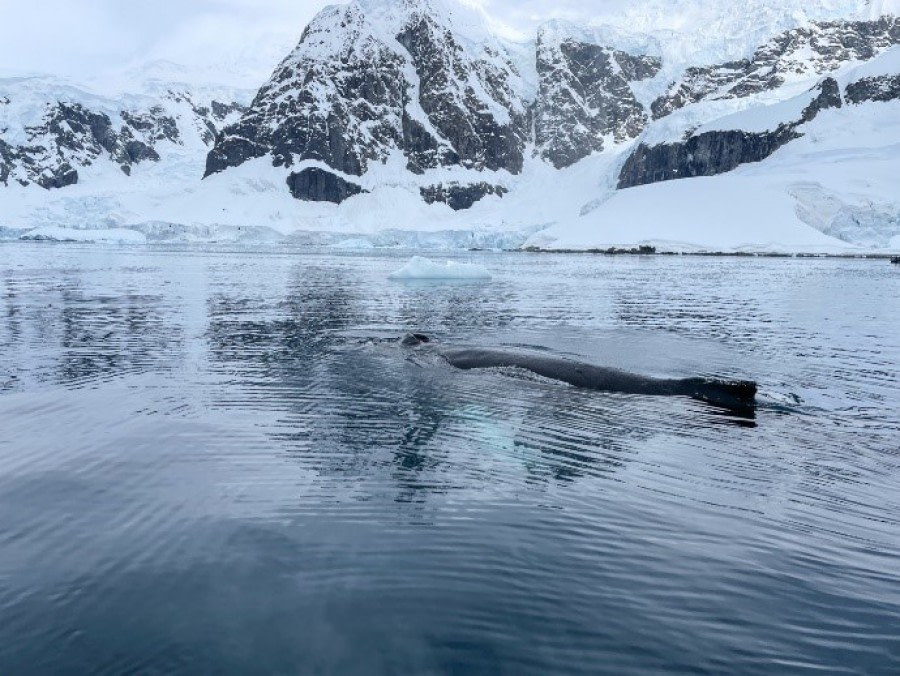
1, 244, 898, 674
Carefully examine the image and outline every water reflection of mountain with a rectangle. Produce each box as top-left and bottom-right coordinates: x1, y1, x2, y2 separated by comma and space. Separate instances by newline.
0, 273, 183, 389
203, 264, 639, 500
206, 265, 360, 373
615, 284, 772, 347
201, 260, 763, 507
207, 304, 641, 503
205, 262, 515, 374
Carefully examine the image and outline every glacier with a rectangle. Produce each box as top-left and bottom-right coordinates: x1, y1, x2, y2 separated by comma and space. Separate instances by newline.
1, 0, 899, 254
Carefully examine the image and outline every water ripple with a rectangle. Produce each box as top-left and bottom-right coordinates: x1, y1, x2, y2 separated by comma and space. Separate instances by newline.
0, 245, 898, 674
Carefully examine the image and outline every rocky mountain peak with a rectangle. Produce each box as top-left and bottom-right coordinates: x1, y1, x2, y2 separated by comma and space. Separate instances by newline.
202, 0, 669, 203
652, 16, 900, 118
0, 76, 245, 190
4, 0, 900, 224
534, 22, 662, 168
204, 0, 530, 188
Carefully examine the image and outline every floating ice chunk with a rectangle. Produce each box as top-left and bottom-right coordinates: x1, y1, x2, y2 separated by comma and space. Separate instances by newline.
389, 256, 492, 280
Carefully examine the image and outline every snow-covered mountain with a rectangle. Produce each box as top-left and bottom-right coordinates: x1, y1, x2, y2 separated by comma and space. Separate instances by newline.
0, 79, 244, 189
533, 23, 662, 168
1, 0, 899, 252
204, 0, 532, 213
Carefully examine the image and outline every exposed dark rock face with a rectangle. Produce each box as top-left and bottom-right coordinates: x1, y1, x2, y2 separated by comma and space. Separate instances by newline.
205, 1, 529, 180
420, 182, 507, 210
652, 17, 900, 119
207, 5, 667, 182
36, 163, 79, 189
286, 167, 367, 203
1, 87, 244, 189
845, 74, 900, 103
619, 77, 845, 189
396, 16, 528, 173
11, 102, 166, 185
205, 20, 409, 178
166, 92, 247, 145
534, 30, 661, 168
618, 125, 799, 189
42, 103, 165, 175
402, 116, 449, 174
801, 77, 844, 121
121, 108, 180, 144
210, 101, 244, 120
0, 139, 13, 186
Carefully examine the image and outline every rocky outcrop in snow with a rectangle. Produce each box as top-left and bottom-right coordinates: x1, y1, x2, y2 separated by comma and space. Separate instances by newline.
286, 167, 367, 203
651, 17, 900, 118
0, 101, 171, 188
619, 59, 900, 190
0, 83, 245, 189
619, 78, 847, 188
204, 0, 529, 180
845, 72, 900, 101
534, 24, 661, 168
618, 126, 799, 189
171, 96, 245, 146
420, 182, 507, 210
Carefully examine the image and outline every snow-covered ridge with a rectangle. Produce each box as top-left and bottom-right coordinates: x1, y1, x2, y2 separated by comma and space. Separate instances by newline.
0, 73, 247, 189
584, 0, 893, 66
354, 0, 499, 47
533, 22, 662, 168
695, 46, 900, 135
535, 20, 663, 61
204, 0, 531, 183
620, 43, 900, 190
2, 0, 900, 254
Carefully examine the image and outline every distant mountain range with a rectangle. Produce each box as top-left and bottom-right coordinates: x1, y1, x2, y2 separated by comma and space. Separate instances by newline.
1, 0, 899, 253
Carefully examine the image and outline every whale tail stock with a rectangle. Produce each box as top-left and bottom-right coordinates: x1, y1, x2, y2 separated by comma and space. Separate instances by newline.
680, 377, 758, 412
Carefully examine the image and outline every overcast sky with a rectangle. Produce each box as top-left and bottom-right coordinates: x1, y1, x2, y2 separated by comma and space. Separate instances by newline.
0, 0, 872, 81
0, 0, 602, 79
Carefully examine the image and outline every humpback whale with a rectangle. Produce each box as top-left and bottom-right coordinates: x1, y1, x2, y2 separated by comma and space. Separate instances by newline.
402, 334, 757, 413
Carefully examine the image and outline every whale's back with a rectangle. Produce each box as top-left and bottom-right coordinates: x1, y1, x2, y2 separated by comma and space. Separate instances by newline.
439, 346, 757, 412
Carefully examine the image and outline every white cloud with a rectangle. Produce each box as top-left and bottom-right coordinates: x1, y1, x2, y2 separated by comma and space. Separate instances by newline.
0, 0, 638, 79
0, 0, 333, 78
0, 0, 876, 82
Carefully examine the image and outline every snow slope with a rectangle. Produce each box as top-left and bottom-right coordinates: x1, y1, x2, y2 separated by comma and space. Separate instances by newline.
532, 95, 900, 253
1, 0, 899, 253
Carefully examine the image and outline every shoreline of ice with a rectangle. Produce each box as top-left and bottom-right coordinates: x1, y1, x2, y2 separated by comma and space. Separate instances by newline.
4, 227, 897, 259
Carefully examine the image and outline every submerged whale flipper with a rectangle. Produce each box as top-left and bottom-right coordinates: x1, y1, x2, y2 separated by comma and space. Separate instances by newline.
402, 334, 758, 414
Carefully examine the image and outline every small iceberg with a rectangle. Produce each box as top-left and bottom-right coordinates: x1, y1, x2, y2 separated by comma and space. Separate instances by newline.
389, 256, 493, 281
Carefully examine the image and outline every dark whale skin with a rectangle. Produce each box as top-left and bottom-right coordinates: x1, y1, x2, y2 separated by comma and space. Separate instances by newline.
434, 344, 758, 412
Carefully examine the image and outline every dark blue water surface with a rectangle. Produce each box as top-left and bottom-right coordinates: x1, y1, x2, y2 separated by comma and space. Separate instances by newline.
1, 244, 899, 674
